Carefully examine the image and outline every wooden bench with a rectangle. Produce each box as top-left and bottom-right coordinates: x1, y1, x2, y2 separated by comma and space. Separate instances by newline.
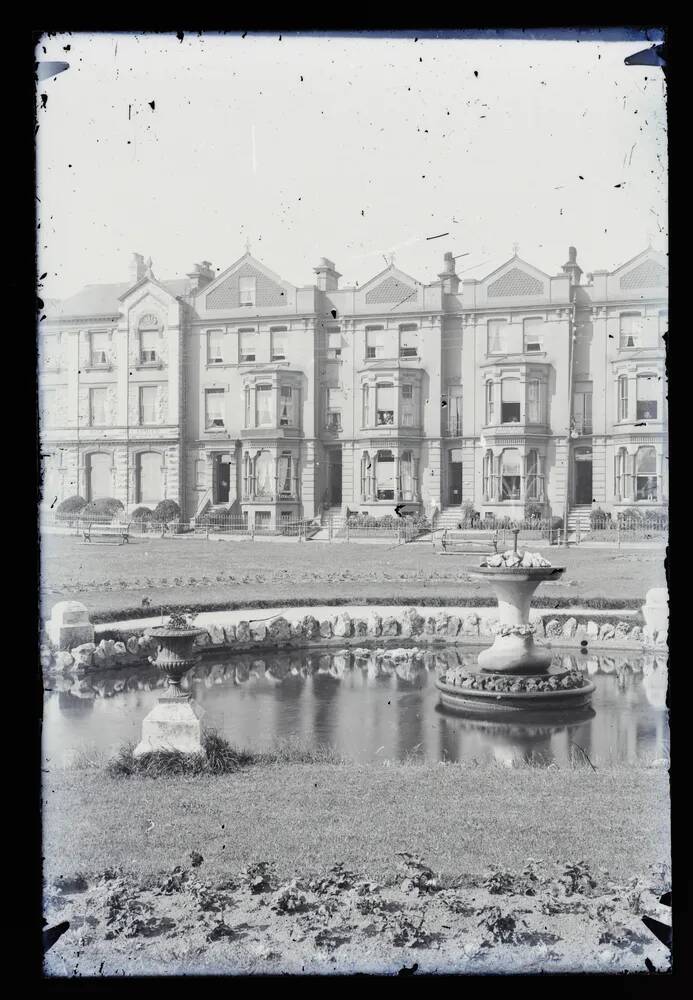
439, 529, 499, 555
81, 521, 131, 545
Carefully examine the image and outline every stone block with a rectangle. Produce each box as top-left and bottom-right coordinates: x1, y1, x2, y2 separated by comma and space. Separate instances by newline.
614, 622, 631, 641
195, 630, 212, 647
269, 618, 291, 642
423, 616, 437, 635
209, 624, 226, 645
461, 613, 480, 636
586, 621, 599, 638
367, 615, 382, 637
382, 616, 399, 637
545, 620, 562, 639
55, 650, 75, 672
250, 622, 267, 642
447, 615, 461, 637
290, 620, 304, 639
302, 615, 320, 639
134, 699, 205, 756
435, 614, 450, 636
319, 619, 333, 639
599, 623, 615, 641
628, 625, 642, 642
223, 625, 237, 644
126, 636, 140, 655
562, 617, 577, 639
354, 619, 369, 637
333, 613, 353, 638
46, 601, 95, 651
235, 621, 251, 642
72, 642, 96, 668
533, 618, 545, 638
113, 641, 128, 660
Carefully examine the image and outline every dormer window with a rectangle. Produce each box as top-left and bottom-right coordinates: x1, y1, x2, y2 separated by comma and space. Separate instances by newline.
90, 332, 110, 367
619, 312, 641, 349
239, 276, 256, 306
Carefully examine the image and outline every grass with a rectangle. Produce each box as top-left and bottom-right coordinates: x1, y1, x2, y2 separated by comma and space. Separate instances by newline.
105, 733, 345, 777
42, 758, 670, 884
39, 535, 667, 620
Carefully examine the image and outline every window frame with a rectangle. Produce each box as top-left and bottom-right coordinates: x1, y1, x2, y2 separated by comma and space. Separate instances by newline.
239, 276, 256, 306
89, 387, 108, 427
522, 317, 544, 354
239, 328, 257, 363
619, 312, 642, 350
270, 327, 288, 362
204, 387, 226, 430
139, 385, 158, 426
487, 318, 508, 355
206, 329, 224, 365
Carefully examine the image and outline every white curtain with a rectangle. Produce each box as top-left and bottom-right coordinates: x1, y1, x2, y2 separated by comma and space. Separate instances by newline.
255, 451, 273, 496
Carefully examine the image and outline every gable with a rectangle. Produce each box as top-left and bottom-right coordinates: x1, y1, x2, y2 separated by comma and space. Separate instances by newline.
206, 262, 287, 309
487, 267, 544, 297
619, 259, 667, 290
365, 275, 418, 305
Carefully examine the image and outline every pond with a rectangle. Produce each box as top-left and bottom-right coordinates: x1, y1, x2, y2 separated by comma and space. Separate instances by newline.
43, 647, 669, 768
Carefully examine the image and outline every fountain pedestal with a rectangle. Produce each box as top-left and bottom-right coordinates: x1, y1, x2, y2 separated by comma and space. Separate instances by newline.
134, 626, 207, 757
469, 566, 564, 674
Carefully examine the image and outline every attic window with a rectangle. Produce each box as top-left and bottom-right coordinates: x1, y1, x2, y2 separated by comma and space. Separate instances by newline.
239, 276, 256, 306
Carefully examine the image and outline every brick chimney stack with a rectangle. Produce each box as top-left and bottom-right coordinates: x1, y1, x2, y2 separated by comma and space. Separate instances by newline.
561, 246, 583, 286
438, 251, 460, 294
129, 253, 148, 285
187, 260, 215, 292
314, 257, 341, 292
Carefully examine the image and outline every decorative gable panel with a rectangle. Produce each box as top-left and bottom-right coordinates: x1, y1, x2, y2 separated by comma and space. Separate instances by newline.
365, 276, 417, 305
619, 260, 667, 290
206, 263, 287, 309
487, 268, 544, 297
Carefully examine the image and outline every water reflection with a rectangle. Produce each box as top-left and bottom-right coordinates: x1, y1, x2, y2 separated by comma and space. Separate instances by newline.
43, 646, 669, 767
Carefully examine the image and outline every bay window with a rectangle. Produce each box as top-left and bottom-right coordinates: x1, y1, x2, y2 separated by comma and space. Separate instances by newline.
375, 450, 395, 500
526, 449, 543, 501
401, 383, 416, 427
527, 379, 543, 424
501, 379, 521, 423
205, 388, 225, 429
271, 327, 288, 361
400, 451, 417, 501
501, 449, 521, 500
256, 384, 273, 427
255, 450, 273, 496
207, 330, 224, 364
487, 319, 508, 354
376, 383, 395, 425
279, 385, 296, 427
278, 452, 293, 496
485, 380, 494, 425
635, 447, 658, 501
619, 313, 641, 349
636, 374, 658, 420
617, 375, 629, 421
614, 448, 628, 501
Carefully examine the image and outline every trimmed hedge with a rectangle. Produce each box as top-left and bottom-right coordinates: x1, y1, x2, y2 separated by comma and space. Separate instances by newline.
80, 497, 125, 521
131, 507, 154, 522
153, 499, 181, 522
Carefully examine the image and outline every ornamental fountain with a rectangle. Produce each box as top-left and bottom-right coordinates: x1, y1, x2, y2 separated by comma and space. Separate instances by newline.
134, 613, 208, 756
436, 530, 595, 716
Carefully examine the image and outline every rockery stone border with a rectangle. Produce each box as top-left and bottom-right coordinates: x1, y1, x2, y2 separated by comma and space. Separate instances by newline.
40, 606, 668, 677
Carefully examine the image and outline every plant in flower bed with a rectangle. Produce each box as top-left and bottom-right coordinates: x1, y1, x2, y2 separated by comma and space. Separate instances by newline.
495, 624, 536, 638
481, 549, 553, 569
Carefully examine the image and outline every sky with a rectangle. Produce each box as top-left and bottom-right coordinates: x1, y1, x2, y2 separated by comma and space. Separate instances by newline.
35, 30, 667, 300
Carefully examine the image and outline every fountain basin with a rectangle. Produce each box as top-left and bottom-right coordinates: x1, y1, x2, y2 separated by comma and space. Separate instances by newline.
435, 676, 596, 716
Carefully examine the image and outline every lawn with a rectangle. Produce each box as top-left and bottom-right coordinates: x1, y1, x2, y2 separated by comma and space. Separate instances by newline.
43, 761, 669, 883
40, 535, 667, 620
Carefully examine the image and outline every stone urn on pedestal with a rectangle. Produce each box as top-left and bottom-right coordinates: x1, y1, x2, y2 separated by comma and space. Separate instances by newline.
134, 618, 208, 757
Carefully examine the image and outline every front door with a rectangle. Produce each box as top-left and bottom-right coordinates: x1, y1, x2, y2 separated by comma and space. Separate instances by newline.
328, 449, 342, 506
575, 460, 593, 504
448, 450, 463, 505
214, 455, 231, 504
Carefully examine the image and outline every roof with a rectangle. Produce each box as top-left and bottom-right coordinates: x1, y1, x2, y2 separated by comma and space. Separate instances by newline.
45, 278, 194, 319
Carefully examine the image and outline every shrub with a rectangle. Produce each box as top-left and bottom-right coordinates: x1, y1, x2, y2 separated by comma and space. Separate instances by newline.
550, 516, 563, 530
617, 507, 643, 527
81, 497, 125, 522
153, 499, 181, 523
131, 506, 154, 522
590, 507, 610, 528
55, 495, 87, 522
524, 502, 544, 522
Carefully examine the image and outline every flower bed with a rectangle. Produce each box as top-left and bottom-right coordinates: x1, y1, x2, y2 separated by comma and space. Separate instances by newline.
443, 667, 589, 693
